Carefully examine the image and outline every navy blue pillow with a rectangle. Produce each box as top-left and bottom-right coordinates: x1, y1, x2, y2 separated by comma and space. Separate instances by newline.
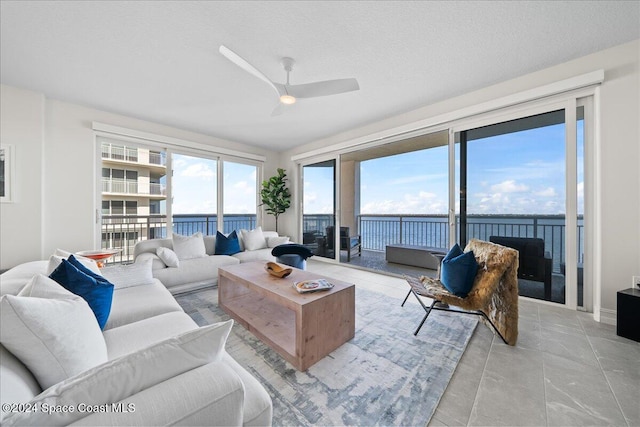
215, 230, 241, 255
440, 246, 479, 298
442, 243, 464, 263
67, 255, 112, 286
49, 259, 114, 329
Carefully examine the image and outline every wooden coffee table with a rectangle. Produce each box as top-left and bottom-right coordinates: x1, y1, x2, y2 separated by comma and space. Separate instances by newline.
218, 262, 355, 371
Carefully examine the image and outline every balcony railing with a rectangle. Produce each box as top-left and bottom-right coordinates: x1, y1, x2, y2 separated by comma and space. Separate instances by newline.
102, 179, 166, 196
101, 143, 166, 167
303, 213, 584, 274
101, 214, 256, 264
102, 179, 137, 194
101, 144, 138, 162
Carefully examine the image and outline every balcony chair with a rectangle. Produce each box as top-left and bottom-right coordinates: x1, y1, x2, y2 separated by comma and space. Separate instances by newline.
402, 239, 519, 345
489, 236, 553, 300
325, 226, 362, 262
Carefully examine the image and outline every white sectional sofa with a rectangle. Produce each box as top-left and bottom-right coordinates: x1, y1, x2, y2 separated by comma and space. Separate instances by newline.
133, 230, 287, 294
0, 260, 273, 426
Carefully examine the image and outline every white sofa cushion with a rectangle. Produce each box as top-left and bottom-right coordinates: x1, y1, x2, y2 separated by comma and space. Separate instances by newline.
151, 255, 239, 289
103, 311, 198, 360
172, 232, 207, 260
100, 259, 154, 289
232, 248, 275, 263
1, 320, 234, 427
156, 247, 180, 267
0, 261, 48, 296
0, 345, 41, 421
104, 279, 183, 330
0, 275, 108, 390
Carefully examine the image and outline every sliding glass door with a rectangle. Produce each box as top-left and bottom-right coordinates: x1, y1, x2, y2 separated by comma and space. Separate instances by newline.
302, 160, 336, 260
454, 102, 588, 308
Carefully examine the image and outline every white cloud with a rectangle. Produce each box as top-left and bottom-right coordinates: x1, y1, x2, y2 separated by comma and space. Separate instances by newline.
490, 180, 529, 193
535, 187, 557, 197
180, 163, 215, 179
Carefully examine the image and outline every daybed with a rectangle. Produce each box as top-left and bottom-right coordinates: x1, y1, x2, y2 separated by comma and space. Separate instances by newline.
133, 228, 289, 294
0, 257, 273, 426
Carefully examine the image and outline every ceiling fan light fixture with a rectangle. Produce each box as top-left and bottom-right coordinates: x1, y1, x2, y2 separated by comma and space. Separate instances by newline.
279, 94, 296, 105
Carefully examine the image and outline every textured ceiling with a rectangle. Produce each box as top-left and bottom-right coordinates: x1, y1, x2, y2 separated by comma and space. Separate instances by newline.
1, 1, 638, 152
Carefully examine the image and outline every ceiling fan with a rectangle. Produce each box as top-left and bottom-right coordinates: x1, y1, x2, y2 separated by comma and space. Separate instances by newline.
219, 45, 360, 116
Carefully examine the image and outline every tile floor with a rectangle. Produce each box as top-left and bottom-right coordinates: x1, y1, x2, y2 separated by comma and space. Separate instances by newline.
305, 259, 640, 427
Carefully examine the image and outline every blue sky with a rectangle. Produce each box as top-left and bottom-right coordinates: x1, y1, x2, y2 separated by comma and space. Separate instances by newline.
170, 121, 583, 217
306, 122, 584, 215
171, 154, 257, 215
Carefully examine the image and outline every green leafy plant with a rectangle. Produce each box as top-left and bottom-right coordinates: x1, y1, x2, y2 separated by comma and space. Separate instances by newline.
260, 168, 291, 232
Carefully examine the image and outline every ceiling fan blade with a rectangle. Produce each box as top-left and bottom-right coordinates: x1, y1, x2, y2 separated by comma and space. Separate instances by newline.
219, 45, 281, 98
271, 102, 289, 116
286, 78, 360, 99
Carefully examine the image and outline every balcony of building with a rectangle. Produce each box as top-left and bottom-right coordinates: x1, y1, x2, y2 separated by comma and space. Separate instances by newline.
101, 143, 166, 172
102, 179, 166, 198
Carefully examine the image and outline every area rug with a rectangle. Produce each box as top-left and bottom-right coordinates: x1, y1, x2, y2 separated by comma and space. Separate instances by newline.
176, 287, 478, 426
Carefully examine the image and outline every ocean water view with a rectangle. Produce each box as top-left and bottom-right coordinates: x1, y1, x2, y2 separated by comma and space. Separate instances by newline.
102, 213, 581, 275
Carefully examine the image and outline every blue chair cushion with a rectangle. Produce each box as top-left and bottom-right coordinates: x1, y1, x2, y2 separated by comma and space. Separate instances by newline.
49, 259, 114, 329
277, 254, 306, 270
215, 230, 241, 255
440, 245, 479, 298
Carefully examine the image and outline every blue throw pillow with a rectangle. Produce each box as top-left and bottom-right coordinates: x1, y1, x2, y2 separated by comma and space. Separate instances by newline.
49, 259, 114, 329
67, 255, 112, 286
442, 243, 464, 263
215, 230, 241, 255
440, 246, 479, 298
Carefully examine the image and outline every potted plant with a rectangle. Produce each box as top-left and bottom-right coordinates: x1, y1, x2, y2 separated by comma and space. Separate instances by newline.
260, 168, 291, 232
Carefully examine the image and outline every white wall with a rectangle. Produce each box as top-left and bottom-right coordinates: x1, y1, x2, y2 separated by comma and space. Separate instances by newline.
0, 86, 279, 269
281, 40, 640, 318
0, 86, 45, 268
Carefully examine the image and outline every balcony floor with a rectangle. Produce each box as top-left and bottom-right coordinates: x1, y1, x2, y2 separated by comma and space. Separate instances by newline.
334, 249, 571, 305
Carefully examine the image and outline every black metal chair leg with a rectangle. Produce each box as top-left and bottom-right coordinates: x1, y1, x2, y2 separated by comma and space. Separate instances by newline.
413, 300, 437, 335
401, 290, 412, 307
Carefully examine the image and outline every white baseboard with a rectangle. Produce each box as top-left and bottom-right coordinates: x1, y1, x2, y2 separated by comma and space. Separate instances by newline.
599, 308, 617, 326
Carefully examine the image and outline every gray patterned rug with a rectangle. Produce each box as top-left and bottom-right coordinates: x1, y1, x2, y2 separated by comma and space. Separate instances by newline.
176, 287, 478, 426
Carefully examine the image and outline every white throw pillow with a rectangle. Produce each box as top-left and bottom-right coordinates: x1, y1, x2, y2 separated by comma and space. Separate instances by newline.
172, 232, 207, 260
0, 274, 108, 391
46, 254, 101, 276
242, 227, 268, 251
100, 259, 154, 289
2, 320, 234, 426
156, 247, 180, 268
135, 252, 166, 270
267, 236, 290, 248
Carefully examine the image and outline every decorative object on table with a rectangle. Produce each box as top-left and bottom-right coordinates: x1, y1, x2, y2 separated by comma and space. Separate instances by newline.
271, 243, 314, 270
75, 249, 121, 268
293, 279, 334, 293
176, 286, 476, 426
402, 239, 519, 345
264, 261, 292, 278
259, 168, 291, 232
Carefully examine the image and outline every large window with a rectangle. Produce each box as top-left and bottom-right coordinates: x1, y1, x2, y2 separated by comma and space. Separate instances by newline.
223, 161, 258, 233
171, 153, 218, 235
